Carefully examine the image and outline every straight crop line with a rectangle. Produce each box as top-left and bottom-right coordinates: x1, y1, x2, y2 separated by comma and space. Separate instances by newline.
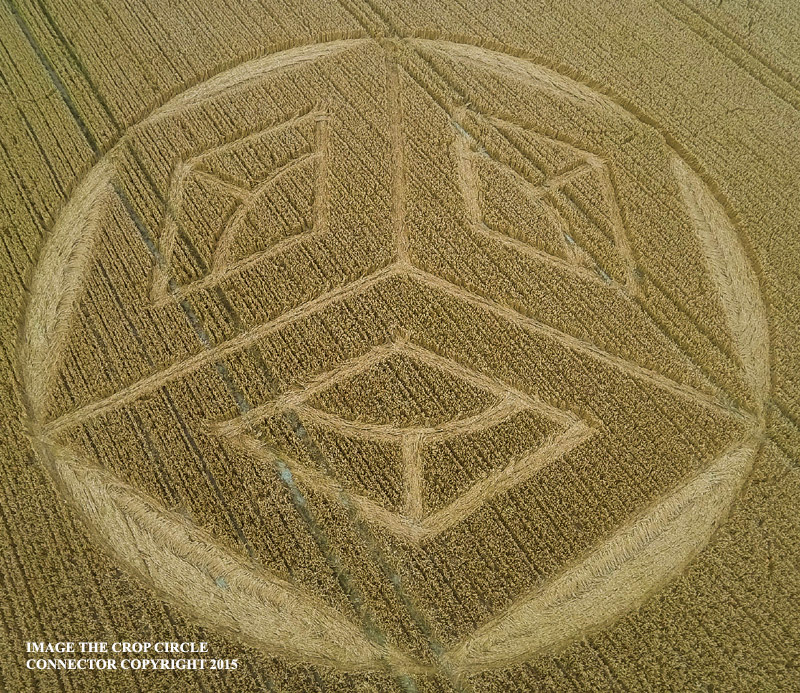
222, 396, 520, 445
408, 40, 752, 388
214, 336, 576, 441
30, 0, 121, 130
107, 182, 418, 684
421, 422, 593, 540
212, 152, 319, 273
655, 0, 800, 113
386, 53, 409, 263
43, 265, 398, 437
402, 434, 424, 522
5, 0, 100, 153
112, 185, 258, 559
404, 265, 751, 423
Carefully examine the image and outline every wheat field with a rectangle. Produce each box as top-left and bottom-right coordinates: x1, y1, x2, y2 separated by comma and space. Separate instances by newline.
1, 1, 799, 691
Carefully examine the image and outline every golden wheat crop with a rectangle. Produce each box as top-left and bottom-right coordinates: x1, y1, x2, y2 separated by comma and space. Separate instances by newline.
2, 2, 797, 692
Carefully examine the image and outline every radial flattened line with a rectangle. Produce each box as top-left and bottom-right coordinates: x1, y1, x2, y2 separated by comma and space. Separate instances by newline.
404, 265, 753, 424
42, 266, 403, 438
46, 442, 424, 673
402, 434, 425, 522
443, 435, 760, 673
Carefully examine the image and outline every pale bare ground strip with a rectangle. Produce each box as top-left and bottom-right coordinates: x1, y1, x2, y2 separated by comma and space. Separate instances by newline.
455, 109, 603, 195
454, 124, 480, 224
672, 155, 770, 413
41, 442, 423, 674
413, 36, 772, 376
444, 435, 760, 673
285, 454, 428, 544
139, 42, 355, 297
541, 196, 585, 262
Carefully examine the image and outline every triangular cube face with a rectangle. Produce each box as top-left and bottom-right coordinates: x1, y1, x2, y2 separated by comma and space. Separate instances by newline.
167, 172, 241, 286
220, 154, 318, 269
196, 117, 317, 189
482, 118, 587, 181
217, 339, 592, 543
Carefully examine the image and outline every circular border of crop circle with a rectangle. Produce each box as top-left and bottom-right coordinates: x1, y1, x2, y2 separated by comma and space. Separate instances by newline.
18, 37, 769, 676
